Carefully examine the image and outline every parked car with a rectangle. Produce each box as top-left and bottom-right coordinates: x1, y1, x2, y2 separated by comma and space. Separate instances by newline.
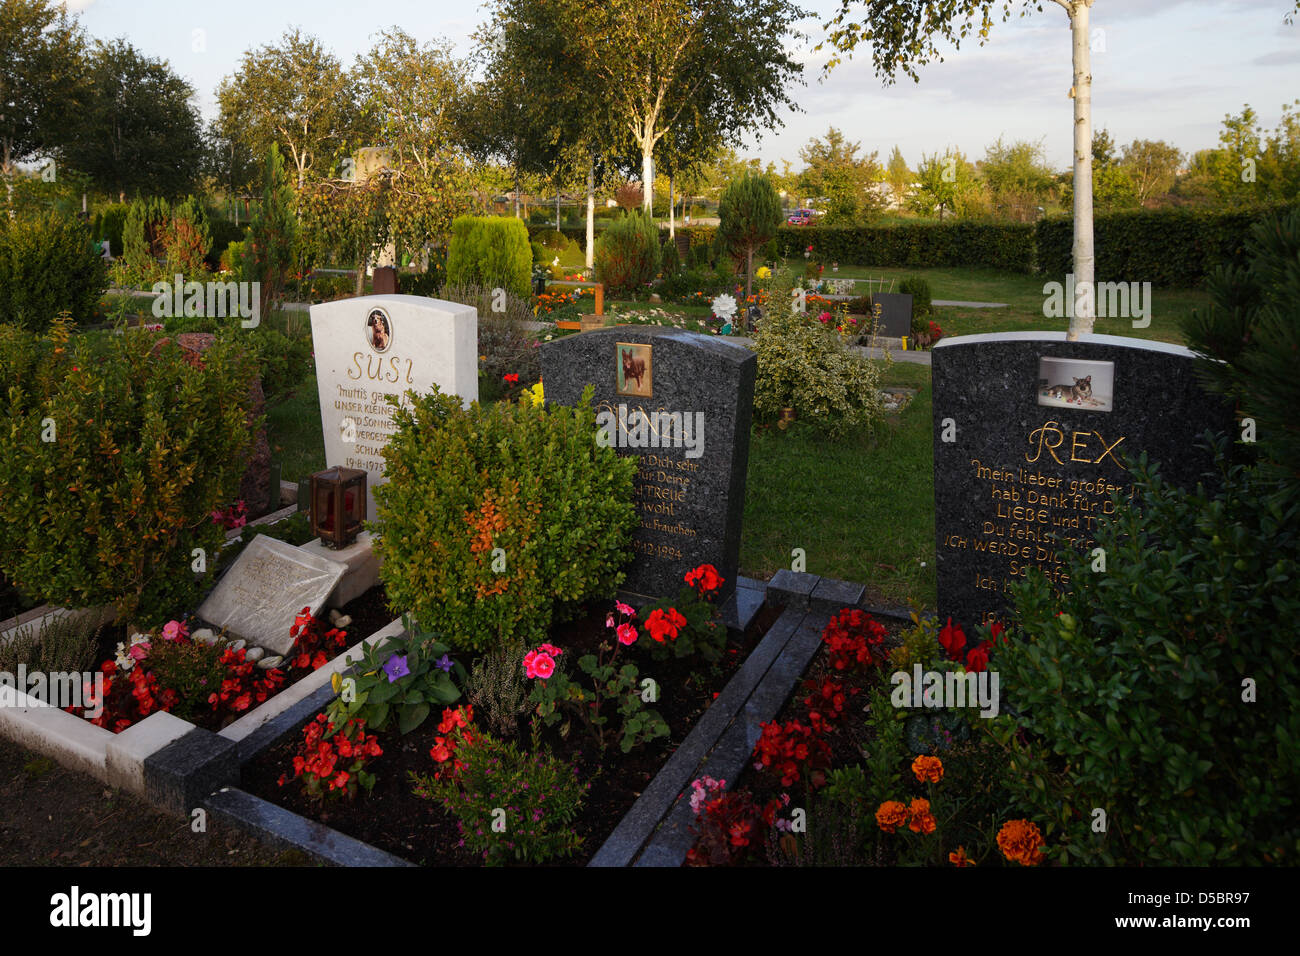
786, 208, 817, 225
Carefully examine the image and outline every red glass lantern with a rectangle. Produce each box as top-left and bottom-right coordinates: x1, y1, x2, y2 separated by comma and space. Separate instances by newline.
310, 467, 367, 549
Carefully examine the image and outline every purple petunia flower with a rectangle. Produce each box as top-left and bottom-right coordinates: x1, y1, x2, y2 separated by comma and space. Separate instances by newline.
383, 653, 410, 683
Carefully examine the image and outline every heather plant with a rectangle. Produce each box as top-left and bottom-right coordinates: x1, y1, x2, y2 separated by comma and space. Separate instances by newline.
467, 638, 531, 739
411, 712, 589, 865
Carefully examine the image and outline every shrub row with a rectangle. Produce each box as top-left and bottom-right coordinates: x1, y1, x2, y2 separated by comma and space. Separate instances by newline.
1036, 203, 1300, 288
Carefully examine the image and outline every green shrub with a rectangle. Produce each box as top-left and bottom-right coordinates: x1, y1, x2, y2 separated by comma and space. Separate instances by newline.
897, 276, 933, 317
220, 240, 245, 274
155, 317, 311, 403
446, 216, 532, 298
163, 195, 212, 276
121, 197, 170, 284
410, 718, 590, 865
531, 241, 549, 265
660, 237, 681, 276
751, 269, 887, 437
533, 228, 571, 252
594, 211, 660, 297
774, 221, 1036, 272
991, 437, 1300, 864
1036, 204, 1299, 288
0, 317, 258, 628
206, 219, 247, 270
375, 385, 638, 653
0, 213, 108, 331
92, 204, 130, 258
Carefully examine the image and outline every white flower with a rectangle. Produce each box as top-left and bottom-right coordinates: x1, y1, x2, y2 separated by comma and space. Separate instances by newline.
711, 293, 737, 321
551, 256, 559, 267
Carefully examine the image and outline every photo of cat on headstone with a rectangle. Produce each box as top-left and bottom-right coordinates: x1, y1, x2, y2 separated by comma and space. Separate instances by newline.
1036, 356, 1113, 412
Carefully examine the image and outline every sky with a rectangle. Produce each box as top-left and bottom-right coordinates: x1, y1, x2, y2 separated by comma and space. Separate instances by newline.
63, 0, 1300, 172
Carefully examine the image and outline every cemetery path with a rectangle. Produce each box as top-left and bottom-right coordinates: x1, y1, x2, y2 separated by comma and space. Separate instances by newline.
0, 736, 293, 868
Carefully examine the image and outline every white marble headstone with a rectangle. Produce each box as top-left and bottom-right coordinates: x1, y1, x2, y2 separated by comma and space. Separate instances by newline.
197, 536, 347, 655
310, 294, 479, 523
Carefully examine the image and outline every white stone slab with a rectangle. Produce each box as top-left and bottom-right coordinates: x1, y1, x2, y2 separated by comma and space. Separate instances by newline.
310, 294, 479, 523
106, 710, 194, 794
197, 536, 346, 656
300, 532, 382, 608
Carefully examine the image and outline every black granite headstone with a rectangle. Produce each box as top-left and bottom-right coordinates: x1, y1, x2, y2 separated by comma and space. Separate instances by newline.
871, 293, 913, 338
541, 327, 756, 604
932, 332, 1233, 629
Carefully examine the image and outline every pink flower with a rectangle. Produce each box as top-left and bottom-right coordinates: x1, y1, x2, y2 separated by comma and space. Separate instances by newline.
605, 614, 615, 629
615, 601, 635, 617
818, 312, 830, 324
161, 620, 185, 642
537, 643, 562, 658
616, 623, 637, 646
129, 642, 150, 662
533, 654, 556, 679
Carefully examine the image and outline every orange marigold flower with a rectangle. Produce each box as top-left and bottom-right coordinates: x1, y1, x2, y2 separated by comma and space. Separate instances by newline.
997, 819, 1046, 866
912, 755, 944, 784
907, 798, 936, 834
949, 846, 974, 867
876, 801, 909, 833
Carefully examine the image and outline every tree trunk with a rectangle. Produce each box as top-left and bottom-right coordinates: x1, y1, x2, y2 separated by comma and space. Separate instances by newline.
556, 189, 561, 230
586, 155, 595, 271
1068, 1, 1096, 340
514, 168, 520, 219
642, 148, 654, 215
669, 176, 675, 239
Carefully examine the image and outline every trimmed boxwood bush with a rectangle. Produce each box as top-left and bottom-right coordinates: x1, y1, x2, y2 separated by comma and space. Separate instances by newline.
0, 213, 108, 332
375, 385, 638, 653
0, 317, 259, 628
991, 437, 1299, 864
774, 222, 1036, 272
594, 211, 661, 297
446, 215, 532, 298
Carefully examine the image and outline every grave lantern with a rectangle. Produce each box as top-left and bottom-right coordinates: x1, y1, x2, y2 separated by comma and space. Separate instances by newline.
310, 466, 367, 549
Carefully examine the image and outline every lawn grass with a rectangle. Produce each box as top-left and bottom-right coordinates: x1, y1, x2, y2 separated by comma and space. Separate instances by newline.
782, 264, 1210, 346
265, 374, 325, 484
741, 361, 935, 608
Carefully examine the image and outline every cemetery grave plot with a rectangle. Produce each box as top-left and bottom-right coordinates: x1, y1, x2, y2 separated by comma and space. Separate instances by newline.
239, 598, 784, 865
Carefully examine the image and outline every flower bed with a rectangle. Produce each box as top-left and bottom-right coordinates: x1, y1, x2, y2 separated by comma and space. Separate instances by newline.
682, 608, 1047, 867
239, 573, 784, 866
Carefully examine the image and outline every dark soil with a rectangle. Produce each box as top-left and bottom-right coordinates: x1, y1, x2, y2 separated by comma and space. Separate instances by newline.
0, 736, 294, 868
240, 599, 785, 866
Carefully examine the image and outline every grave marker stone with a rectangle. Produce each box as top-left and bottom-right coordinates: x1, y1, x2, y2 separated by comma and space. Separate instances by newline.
870, 292, 913, 338
310, 294, 478, 523
197, 536, 346, 655
541, 327, 756, 605
932, 332, 1234, 628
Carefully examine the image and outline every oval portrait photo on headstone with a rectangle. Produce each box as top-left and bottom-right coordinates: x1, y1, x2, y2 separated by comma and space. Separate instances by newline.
366, 308, 393, 353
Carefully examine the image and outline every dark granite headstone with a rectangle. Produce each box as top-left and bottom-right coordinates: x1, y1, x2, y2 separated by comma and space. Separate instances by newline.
932, 332, 1233, 629
871, 293, 913, 338
541, 327, 756, 604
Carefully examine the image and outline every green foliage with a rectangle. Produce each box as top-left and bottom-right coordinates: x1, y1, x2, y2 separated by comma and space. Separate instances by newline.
206, 219, 247, 269
1182, 208, 1300, 480
774, 222, 1034, 272
0, 212, 107, 330
445, 215, 532, 297
410, 724, 589, 865
991, 437, 1300, 865
718, 172, 783, 300
375, 385, 638, 654
594, 211, 661, 297
156, 316, 311, 403
143, 639, 233, 723
161, 194, 212, 276
751, 268, 887, 437
0, 608, 108, 676
640, 584, 727, 664
326, 616, 466, 735
92, 204, 131, 257
897, 275, 933, 317
0, 320, 258, 628
241, 144, 298, 315
121, 197, 170, 283
1036, 204, 1299, 288
660, 237, 681, 276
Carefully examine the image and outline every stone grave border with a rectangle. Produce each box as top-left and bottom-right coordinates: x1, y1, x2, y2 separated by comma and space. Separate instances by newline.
1, 567, 902, 867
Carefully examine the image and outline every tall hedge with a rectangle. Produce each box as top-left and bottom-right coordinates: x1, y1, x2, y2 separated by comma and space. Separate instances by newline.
446, 216, 531, 297
773, 222, 1037, 273
0, 212, 108, 331
1036, 204, 1300, 288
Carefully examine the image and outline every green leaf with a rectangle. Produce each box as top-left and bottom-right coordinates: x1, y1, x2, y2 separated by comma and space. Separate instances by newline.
398, 701, 431, 735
